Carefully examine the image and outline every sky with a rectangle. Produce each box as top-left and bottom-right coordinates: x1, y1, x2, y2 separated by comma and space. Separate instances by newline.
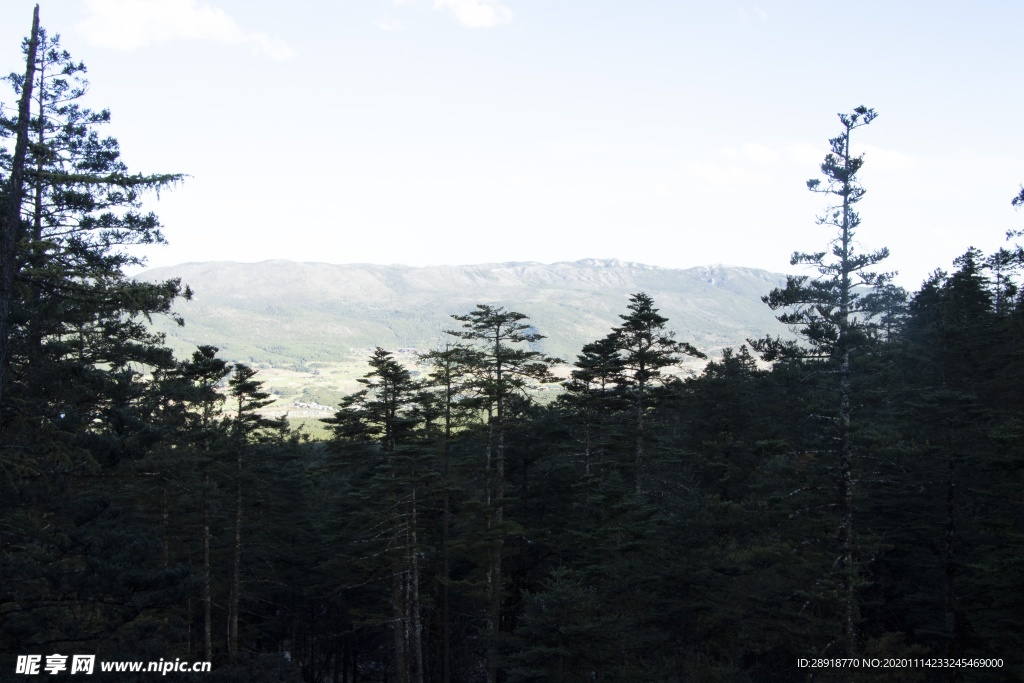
1, 0, 1022, 289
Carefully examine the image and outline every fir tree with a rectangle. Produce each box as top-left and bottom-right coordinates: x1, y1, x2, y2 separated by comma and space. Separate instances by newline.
446, 305, 559, 683
225, 364, 288, 657
324, 348, 428, 683
0, 10, 189, 657
751, 105, 889, 657
610, 292, 704, 493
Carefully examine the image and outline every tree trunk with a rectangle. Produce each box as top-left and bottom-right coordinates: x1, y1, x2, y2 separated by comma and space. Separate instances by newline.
0, 5, 39, 421
203, 473, 213, 660
944, 422, 957, 666
634, 380, 645, 494
440, 361, 453, 683
228, 478, 241, 656
490, 427, 505, 683
410, 487, 424, 683
838, 351, 855, 657
23, 26, 46, 367
442, 431, 452, 683
838, 128, 856, 657
392, 561, 407, 683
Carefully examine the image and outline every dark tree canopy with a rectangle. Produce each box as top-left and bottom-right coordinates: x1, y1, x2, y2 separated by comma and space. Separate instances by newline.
1, 14, 1022, 681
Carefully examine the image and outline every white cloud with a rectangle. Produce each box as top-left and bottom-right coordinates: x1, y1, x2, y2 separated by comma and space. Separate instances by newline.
685, 161, 750, 186
783, 143, 917, 171
786, 143, 824, 166
77, 0, 295, 60
720, 144, 781, 166
505, 175, 537, 188
860, 144, 918, 171
741, 143, 780, 166
736, 6, 767, 22
373, 16, 405, 31
433, 0, 513, 28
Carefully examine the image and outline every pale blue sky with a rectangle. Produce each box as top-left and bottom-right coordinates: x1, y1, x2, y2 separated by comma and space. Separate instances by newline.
2, 1, 1021, 288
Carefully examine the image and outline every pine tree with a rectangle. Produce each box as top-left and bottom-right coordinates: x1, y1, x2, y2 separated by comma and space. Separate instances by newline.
751, 105, 888, 657
324, 348, 428, 683
225, 363, 287, 657
895, 251, 1006, 661
446, 305, 559, 683
610, 292, 705, 494
0, 14, 186, 456
148, 345, 231, 659
559, 333, 624, 478
416, 344, 481, 683
0, 6, 37, 416
0, 10, 189, 657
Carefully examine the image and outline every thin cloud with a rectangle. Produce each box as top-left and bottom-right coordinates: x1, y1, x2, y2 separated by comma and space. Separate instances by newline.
741, 143, 781, 166
373, 16, 405, 31
433, 0, 513, 29
736, 6, 767, 22
786, 143, 825, 166
860, 144, 918, 171
77, 0, 295, 60
785, 143, 917, 171
721, 144, 782, 166
686, 161, 751, 186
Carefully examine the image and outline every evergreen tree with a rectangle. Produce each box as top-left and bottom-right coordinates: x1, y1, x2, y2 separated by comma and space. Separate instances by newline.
559, 333, 625, 478
0, 15, 187, 492
610, 292, 705, 493
225, 364, 286, 658
0, 10, 190, 659
324, 348, 428, 683
895, 251, 1010, 663
751, 105, 889, 656
416, 344, 481, 683
147, 345, 231, 659
446, 305, 559, 683
0, 5, 38, 412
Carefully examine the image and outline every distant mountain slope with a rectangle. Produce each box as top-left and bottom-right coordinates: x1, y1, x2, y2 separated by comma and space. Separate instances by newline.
138, 259, 792, 367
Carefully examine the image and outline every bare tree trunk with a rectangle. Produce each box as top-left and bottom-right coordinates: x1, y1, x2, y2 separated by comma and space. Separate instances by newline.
0, 5, 40, 421
488, 341, 507, 683
484, 405, 497, 683
403, 563, 412, 683
584, 409, 592, 477
838, 353, 855, 657
162, 486, 170, 567
187, 591, 193, 656
392, 561, 407, 683
203, 473, 213, 660
634, 380, 645, 494
440, 361, 453, 683
441, 435, 452, 683
23, 27, 47, 367
943, 423, 957, 668
492, 425, 505, 630
837, 136, 857, 657
410, 487, 424, 683
228, 478, 241, 656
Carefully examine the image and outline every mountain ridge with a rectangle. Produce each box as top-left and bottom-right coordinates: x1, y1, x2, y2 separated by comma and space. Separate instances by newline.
138, 259, 792, 368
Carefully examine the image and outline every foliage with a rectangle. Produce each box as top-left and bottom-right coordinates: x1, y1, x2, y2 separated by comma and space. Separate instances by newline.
1, 17, 1022, 681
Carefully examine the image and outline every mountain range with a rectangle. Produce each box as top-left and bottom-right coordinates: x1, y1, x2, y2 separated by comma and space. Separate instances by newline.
138, 259, 791, 370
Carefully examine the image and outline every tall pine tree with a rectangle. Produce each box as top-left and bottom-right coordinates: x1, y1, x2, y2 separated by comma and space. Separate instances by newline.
751, 106, 890, 657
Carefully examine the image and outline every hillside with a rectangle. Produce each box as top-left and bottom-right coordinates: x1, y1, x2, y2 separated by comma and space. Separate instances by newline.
137, 259, 792, 422
140, 259, 790, 363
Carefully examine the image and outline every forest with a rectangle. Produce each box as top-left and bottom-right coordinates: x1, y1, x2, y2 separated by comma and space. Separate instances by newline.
1, 10, 1023, 683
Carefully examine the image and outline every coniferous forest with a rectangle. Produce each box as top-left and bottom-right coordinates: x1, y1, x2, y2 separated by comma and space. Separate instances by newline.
2, 10, 1023, 683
